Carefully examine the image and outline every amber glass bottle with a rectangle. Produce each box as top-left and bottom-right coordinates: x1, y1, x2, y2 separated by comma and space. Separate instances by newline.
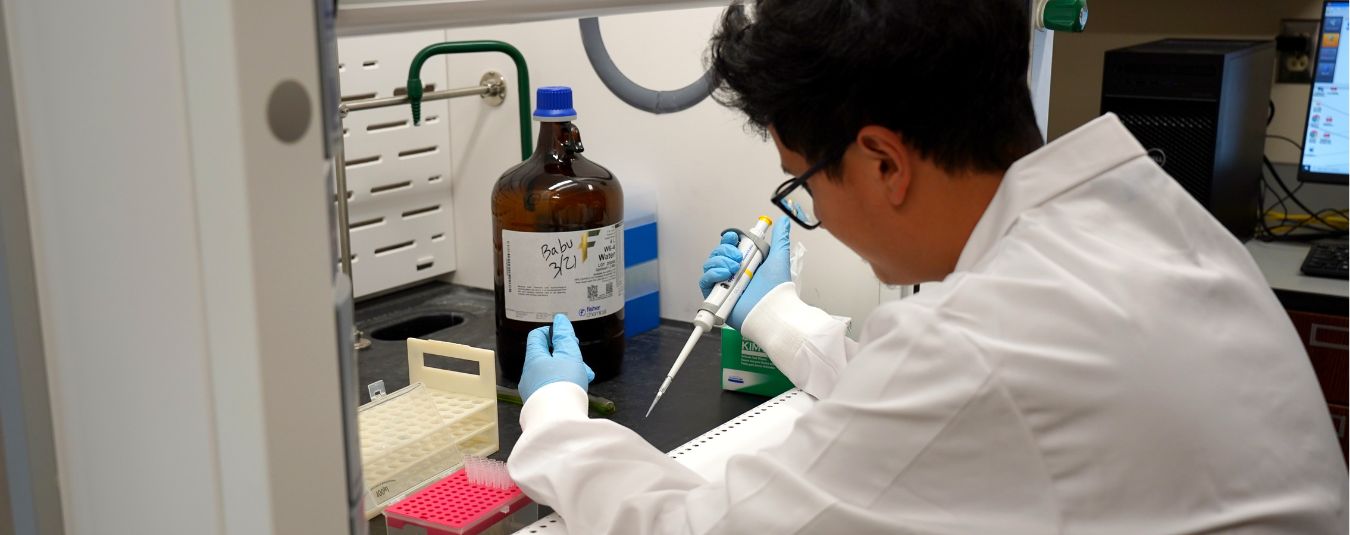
493, 87, 624, 383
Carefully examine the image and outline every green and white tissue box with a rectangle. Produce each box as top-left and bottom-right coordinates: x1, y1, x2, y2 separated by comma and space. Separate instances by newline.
721, 316, 852, 397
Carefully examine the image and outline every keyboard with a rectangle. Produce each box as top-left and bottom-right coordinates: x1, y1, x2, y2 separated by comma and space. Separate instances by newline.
1300, 242, 1349, 279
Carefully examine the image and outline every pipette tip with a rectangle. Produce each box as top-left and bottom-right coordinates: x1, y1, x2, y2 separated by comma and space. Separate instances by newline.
644, 385, 666, 418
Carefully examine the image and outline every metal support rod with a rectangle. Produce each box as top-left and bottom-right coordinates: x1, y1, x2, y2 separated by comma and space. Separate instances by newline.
332, 134, 371, 350
333, 141, 355, 279
339, 79, 503, 116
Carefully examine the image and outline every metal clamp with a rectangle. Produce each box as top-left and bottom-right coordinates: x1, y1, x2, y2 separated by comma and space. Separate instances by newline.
367, 380, 387, 400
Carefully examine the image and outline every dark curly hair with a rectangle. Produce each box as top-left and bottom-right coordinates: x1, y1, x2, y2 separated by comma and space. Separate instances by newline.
708, 0, 1044, 176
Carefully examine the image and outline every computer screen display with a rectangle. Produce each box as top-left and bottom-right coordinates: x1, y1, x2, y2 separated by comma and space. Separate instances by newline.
1300, 1, 1350, 183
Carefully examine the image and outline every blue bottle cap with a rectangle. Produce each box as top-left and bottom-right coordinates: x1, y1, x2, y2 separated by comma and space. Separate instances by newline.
533, 86, 578, 122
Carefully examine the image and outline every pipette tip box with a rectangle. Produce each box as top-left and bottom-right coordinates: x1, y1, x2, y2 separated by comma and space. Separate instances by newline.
384, 469, 534, 535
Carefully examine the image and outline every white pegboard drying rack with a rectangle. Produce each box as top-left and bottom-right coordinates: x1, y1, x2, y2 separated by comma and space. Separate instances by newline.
334, 32, 507, 299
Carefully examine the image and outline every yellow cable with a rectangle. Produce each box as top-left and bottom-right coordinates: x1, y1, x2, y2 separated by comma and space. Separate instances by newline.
1262, 210, 1348, 230
1264, 211, 1348, 223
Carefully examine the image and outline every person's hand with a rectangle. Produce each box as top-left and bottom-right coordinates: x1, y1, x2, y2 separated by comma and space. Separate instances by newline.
699, 231, 743, 297
696, 216, 792, 330
519, 314, 595, 402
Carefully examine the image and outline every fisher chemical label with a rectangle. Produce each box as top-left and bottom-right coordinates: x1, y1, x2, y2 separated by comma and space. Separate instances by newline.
502, 223, 624, 322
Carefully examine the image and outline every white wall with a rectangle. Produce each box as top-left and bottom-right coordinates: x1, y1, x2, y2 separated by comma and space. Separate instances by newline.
438, 7, 886, 325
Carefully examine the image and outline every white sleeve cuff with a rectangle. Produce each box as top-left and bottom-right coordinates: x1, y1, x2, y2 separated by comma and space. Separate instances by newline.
743, 282, 828, 357
741, 282, 848, 398
519, 382, 589, 430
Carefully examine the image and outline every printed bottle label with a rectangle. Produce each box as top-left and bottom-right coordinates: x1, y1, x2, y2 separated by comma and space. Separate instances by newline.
502, 223, 624, 322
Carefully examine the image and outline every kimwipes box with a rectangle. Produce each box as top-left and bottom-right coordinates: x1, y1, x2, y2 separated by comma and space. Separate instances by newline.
721, 316, 852, 397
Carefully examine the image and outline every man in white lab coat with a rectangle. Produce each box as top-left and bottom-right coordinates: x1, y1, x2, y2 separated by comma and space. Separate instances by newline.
507, 0, 1348, 532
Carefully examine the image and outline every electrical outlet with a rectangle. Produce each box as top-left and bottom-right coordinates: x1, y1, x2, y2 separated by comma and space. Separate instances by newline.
1277, 19, 1319, 84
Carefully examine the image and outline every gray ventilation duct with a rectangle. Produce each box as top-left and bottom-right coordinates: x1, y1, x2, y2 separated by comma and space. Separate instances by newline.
578, 16, 717, 114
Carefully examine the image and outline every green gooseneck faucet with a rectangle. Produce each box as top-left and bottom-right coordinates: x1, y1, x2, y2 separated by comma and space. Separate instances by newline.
406, 40, 533, 160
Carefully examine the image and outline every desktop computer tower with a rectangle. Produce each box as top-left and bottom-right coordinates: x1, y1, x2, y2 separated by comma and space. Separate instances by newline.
1101, 39, 1275, 241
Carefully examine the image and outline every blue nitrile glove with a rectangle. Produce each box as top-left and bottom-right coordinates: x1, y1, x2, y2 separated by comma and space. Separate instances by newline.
697, 216, 793, 331
519, 314, 596, 402
699, 231, 743, 297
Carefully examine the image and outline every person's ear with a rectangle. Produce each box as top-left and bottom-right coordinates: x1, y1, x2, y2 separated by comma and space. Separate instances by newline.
854, 126, 912, 207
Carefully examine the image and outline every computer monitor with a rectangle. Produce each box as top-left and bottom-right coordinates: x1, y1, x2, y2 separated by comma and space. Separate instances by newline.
1299, 1, 1350, 184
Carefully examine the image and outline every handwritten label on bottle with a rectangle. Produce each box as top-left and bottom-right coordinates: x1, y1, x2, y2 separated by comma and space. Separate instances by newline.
502, 223, 624, 322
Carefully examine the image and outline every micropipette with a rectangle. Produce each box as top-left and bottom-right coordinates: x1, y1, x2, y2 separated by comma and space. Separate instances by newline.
645, 216, 774, 418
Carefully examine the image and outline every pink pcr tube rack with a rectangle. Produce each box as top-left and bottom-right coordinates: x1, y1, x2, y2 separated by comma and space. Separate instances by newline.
384, 468, 533, 535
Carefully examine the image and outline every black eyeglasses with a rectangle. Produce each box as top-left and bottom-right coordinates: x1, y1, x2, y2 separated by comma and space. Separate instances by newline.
771, 150, 843, 230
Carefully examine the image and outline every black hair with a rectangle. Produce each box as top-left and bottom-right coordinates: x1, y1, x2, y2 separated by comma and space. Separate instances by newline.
708, 0, 1044, 176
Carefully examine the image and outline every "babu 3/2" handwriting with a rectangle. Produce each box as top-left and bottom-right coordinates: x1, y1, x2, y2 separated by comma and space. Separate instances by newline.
540, 239, 577, 279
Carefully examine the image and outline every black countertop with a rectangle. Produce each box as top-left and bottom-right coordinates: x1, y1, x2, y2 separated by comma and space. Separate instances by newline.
355, 281, 766, 531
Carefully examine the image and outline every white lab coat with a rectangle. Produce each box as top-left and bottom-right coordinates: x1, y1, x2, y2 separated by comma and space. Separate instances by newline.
507, 114, 1348, 534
